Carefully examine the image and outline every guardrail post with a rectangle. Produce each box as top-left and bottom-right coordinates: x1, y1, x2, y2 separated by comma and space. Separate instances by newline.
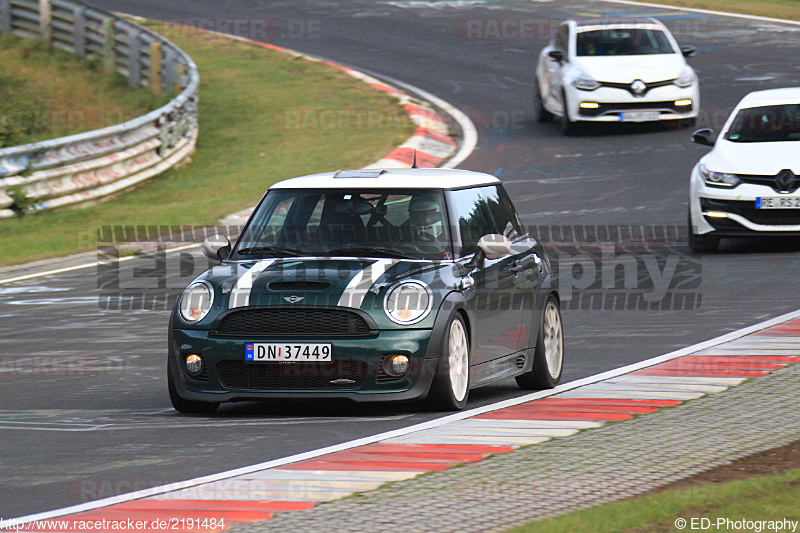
149, 41, 162, 95
103, 18, 115, 75
39, 0, 52, 48
1, 0, 11, 35
128, 32, 141, 89
175, 63, 186, 93
72, 6, 85, 58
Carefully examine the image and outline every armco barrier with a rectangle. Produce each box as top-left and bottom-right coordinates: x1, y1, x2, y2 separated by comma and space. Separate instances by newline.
0, 0, 198, 218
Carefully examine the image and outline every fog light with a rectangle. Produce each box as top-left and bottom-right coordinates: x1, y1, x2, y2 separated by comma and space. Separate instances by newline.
675, 99, 692, 107
383, 355, 410, 377
705, 211, 728, 219
185, 354, 203, 375
579, 102, 600, 109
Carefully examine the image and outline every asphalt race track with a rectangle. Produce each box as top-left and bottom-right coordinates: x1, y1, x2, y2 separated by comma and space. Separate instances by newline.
2, 0, 800, 518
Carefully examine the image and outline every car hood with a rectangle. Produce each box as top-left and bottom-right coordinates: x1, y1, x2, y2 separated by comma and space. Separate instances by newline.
572, 54, 686, 83
701, 139, 800, 175
200, 257, 457, 311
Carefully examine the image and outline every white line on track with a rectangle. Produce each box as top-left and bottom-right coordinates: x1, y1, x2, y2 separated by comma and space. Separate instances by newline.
598, 0, 800, 26
12, 306, 800, 524
0, 243, 200, 285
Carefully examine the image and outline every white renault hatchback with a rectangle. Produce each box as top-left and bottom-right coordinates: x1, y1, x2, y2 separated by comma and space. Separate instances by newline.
688, 88, 800, 252
535, 18, 699, 135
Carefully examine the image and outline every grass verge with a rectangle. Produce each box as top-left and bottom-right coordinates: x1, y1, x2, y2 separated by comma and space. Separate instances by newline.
0, 34, 168, 147
615, 0, 800, 21
507, 467, 800, 532
0, 23, 414, 266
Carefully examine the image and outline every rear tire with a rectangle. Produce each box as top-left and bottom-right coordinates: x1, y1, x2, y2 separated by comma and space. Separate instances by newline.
516, 295, 564, 390
427, 314, 470, 411
168, 367, 219, 414
534, 76, 553, 123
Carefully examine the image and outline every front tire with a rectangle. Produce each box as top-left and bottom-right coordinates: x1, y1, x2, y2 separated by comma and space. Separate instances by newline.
534, 76, 553, 123
427, 314, 470, 411
516, 295, 564, 390
168, 367, 219, 414
560, 90, 580, 136
688, 210, 720, 252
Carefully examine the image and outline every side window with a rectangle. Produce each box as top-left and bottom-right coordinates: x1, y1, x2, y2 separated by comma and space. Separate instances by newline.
449, 185, 522, 257
554, 24, 569, 54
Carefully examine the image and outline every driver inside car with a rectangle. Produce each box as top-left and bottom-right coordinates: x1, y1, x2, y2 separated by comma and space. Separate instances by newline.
407, 195, 445, 242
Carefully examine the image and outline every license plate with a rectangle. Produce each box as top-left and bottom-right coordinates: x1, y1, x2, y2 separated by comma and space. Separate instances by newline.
619, 111, 660, 122
756, 197, 800, 209
245, 343, 332, 362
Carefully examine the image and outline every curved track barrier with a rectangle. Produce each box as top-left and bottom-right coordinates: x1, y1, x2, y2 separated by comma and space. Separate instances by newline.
0, 0, 198, 218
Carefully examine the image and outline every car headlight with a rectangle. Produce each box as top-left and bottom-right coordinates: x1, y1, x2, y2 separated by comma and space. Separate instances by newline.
179, 281, 214, 323
572, 75, 600, 91
674, 68, 695, 88
699, 163, 740, 188
384, 280, 433, 325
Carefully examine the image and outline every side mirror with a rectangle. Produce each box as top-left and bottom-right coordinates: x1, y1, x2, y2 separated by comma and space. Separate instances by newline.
692, 128, 717, 147
680, 45, 697, 58
548, 49, 565, 63
202, 235, 231, 260
477, 234, 512, 260
452, 234, 512, 277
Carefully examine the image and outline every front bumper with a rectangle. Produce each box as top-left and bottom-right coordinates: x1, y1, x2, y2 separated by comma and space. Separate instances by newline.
690, 174, 800, 236
169, 328, 438, 403
569, 84, 699, 122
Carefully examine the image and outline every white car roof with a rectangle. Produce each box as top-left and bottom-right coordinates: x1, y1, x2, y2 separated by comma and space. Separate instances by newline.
736, 87, 800, 108
572, 17, 665, 32
269, 168, 501, 190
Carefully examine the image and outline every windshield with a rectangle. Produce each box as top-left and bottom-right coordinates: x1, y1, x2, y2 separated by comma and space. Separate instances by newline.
233, 189, 453, 260
724, 104, 800, 143
576, 28, 675, 56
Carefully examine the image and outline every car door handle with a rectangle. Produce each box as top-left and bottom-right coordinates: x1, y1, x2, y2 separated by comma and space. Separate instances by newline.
509, 262, 525, 273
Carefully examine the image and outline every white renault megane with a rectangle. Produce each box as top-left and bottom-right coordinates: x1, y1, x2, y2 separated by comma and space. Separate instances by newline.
535, 18, 700, 135
688, 88, 800, 252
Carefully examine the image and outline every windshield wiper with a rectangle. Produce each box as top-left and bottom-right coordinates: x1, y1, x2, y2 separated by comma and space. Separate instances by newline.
235, 246, 305, 257
326, 247, 413, 259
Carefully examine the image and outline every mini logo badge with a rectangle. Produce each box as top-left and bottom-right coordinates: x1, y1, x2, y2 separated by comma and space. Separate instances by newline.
284, 295, 304, 304
775, 169, 797, 193
631, 79, 646, 97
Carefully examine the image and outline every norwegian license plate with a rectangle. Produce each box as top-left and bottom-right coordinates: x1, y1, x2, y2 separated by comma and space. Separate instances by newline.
619, 111, 660, 122
245, 343, 332, 362
756, 197, 800, 209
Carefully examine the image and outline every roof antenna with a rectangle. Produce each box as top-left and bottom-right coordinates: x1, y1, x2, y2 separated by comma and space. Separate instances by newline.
411, 149, 418, 169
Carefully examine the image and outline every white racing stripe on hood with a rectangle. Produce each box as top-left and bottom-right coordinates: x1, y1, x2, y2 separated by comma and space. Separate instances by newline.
229, 260, 275, 309
337, 259, 399, 309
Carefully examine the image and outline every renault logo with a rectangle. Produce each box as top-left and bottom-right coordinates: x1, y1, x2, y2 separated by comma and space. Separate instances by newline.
284, 295, 304, 304
775, 169, 797, 193
631, 79, 647, 97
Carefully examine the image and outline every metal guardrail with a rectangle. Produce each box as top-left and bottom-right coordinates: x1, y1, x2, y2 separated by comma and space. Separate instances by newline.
0, 0, 198, 218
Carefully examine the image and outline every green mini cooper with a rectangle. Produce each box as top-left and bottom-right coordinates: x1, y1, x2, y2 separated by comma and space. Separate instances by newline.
169, 168, 563, 413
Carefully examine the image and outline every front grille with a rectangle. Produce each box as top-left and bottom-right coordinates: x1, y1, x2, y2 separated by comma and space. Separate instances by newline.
738, 174, 800, 194
578, 101, 686, 117
598, 79, 675, 96
217, 360, 367, 389
701, 198, 800, 226
214, 308, 374, 337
